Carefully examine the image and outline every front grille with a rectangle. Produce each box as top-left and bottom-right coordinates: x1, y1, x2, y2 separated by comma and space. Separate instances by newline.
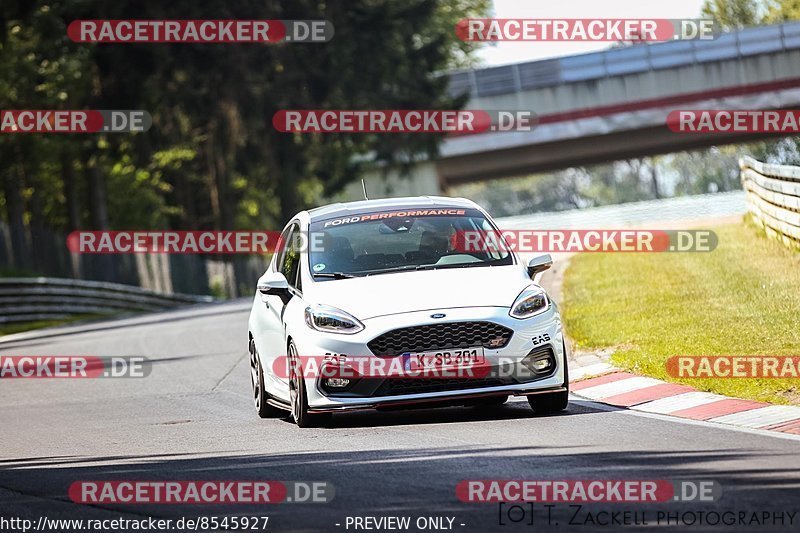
367, 321, 514, 357
374, 377, 505, 397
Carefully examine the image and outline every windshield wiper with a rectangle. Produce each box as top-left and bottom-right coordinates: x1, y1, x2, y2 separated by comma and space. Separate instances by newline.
361, 263, 471, 276
358, 260, 507, 277
362, 265, 420, 276
414, 262, 487, 271
312, 272, 358, 279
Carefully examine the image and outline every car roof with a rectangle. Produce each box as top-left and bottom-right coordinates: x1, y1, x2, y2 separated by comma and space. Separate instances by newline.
306, 196, 480, 222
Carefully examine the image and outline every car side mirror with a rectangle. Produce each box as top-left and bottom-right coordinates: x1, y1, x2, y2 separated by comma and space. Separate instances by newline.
527, 254, 553, 279
257, 271, 289, 302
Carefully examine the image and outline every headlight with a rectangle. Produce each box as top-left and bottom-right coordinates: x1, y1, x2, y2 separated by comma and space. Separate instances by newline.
510, 286, 549, 319
305, 304, 364, 334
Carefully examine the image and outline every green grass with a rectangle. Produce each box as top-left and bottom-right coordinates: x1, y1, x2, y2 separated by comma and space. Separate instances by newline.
0, 314, 106, 337
562, 221, 800, 405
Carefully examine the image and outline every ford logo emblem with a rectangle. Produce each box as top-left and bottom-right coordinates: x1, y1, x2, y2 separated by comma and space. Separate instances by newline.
430, 313, 446, 319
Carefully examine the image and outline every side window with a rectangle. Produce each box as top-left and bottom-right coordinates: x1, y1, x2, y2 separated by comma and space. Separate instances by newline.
274, 225, 293, 273
280, 223, 302, 290
294, 240, 303, 292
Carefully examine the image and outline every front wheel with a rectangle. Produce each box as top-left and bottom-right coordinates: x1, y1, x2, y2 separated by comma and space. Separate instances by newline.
288, 341, 332, 428
528, 341, 569, 414
527, 389, 568, 413
250, 339, 283, 419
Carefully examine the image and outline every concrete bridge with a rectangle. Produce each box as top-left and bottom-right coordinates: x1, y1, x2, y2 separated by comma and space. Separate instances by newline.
351, 21, 800, 198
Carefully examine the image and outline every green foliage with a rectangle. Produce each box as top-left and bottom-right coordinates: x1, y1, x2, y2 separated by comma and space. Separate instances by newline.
702, 0, 800, 27
702, 0, 763, 28
0, 0, 490, 269
765, 0, 800, 21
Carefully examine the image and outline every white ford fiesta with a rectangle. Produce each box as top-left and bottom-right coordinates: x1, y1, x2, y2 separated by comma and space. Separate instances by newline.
248, 196, 569, 427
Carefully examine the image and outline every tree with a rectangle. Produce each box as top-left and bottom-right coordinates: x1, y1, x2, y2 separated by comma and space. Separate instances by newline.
702, 0, 800, 27
702, 0, 762, 28
0, 0, 490, 286
765, 0, 800, 21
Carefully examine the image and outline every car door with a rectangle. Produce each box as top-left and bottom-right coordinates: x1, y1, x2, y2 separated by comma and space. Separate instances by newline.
254, 222, 301, 401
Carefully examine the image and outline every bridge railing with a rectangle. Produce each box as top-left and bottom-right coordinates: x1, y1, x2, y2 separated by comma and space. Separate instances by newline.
740, 156, 800, 249
0, 277, 216, 324
449, 21, 800, 98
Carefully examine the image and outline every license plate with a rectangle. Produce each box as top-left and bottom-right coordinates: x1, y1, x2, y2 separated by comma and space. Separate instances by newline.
402, 348, 485, 371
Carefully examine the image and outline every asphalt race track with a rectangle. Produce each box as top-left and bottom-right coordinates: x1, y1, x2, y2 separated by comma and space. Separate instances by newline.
1, 299, 799, 532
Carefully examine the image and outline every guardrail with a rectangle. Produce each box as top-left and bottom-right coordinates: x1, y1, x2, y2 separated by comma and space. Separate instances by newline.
740, 156, 800, 249
0, 277, 216, 324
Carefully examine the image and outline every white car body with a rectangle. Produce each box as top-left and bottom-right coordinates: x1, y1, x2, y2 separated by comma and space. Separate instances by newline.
248, 196, 568, 425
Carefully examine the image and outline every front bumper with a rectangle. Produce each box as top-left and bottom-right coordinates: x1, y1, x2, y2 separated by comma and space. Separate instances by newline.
292, 304, 566, 411
307, 385, 568, 413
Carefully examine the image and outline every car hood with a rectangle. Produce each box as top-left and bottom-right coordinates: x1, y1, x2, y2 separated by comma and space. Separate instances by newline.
305, 264, 532, 320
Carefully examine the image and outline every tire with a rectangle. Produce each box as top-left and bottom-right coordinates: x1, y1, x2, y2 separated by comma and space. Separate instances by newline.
528, 341, 570, 414
288, 340, 332, 428
250, 338, 284, 418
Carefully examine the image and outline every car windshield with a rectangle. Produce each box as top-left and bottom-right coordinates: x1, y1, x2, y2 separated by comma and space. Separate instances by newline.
307, 207, 512, 278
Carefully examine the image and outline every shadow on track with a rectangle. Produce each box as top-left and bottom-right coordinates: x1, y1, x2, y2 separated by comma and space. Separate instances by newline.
280, 398, 612, 429
1, 446, 798, 533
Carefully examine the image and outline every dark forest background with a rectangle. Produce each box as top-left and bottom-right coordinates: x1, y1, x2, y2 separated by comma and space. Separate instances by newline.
0, 0, 489, 291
